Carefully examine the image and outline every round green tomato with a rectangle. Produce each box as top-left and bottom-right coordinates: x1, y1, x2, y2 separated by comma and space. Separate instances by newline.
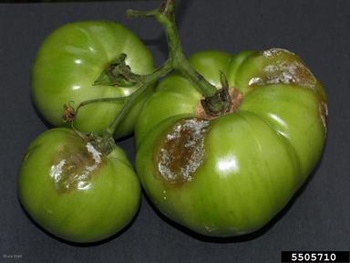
32, 21, 154, 138
136, 48, 327, 237
18, 128, 140, 243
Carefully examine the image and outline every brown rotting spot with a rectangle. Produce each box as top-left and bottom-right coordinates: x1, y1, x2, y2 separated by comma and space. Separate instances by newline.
50, 142, 104, 193
156, 118, 209, 184
249, 48, 318, 90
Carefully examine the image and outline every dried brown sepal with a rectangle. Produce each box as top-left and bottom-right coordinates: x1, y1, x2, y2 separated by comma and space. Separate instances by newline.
62, 103, 76, 123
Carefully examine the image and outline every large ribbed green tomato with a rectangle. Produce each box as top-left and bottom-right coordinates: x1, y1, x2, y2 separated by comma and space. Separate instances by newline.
18, 128, 140, 243
32, 21, 154, 138
135, 48, 327, 237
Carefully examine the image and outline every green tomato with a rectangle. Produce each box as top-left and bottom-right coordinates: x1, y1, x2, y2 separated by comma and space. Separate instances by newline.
18, 128, 140, 243
135, 48, 327, 237
32, 21, 154, 138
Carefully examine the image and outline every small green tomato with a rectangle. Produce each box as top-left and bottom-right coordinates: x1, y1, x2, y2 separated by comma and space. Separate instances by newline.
18, 128, 140, 243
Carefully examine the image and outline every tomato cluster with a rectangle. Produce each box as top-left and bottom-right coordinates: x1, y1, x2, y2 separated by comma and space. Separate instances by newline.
18, 1, 327, 243
19, 21, 150, 243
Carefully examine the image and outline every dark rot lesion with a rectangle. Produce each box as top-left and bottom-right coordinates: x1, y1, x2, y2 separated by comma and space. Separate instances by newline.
249, 48, 319, 90
50, 142, 104, 193
155, 118, 209, 184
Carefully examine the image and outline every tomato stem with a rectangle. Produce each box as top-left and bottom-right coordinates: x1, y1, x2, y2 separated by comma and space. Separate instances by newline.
127, 0, 231, 115
67, 56, 172, 145
71, 0, 232, 142
105, 59, 173, 136
62, 97, 127, 124
77, 97, 127, 116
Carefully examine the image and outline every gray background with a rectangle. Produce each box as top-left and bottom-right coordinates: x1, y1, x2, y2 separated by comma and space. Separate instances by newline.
0, 0, 349, 262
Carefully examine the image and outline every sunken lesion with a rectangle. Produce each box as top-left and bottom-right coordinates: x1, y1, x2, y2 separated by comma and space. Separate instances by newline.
50, 141, 105, 194
155, 118, 210, 185
249, 48, 318, 90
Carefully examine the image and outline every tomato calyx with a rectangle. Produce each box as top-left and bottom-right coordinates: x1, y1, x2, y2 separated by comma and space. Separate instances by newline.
62, 104, 117, 156
84, 132, 115, 156
196, 88, 243, 120
128, 0, 234, 118
197, 72, 243, 119
75, 130, 117, 157
94, 53, 143, 87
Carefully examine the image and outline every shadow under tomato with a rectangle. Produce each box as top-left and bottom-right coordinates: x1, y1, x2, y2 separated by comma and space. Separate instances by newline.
142, 146, 327, 244
31, 99, 55, 130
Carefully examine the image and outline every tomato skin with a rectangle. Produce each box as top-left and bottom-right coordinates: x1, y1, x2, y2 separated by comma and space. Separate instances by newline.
135, 49, 327, 236
32, 21, 154, 138
18, 128, 140, 243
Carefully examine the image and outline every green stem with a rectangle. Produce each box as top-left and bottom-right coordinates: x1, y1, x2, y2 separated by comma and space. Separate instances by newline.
127, 0, 230, 114
106, 59, 173, 136
76, 97, 127, 116
71, 0, 231, 144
